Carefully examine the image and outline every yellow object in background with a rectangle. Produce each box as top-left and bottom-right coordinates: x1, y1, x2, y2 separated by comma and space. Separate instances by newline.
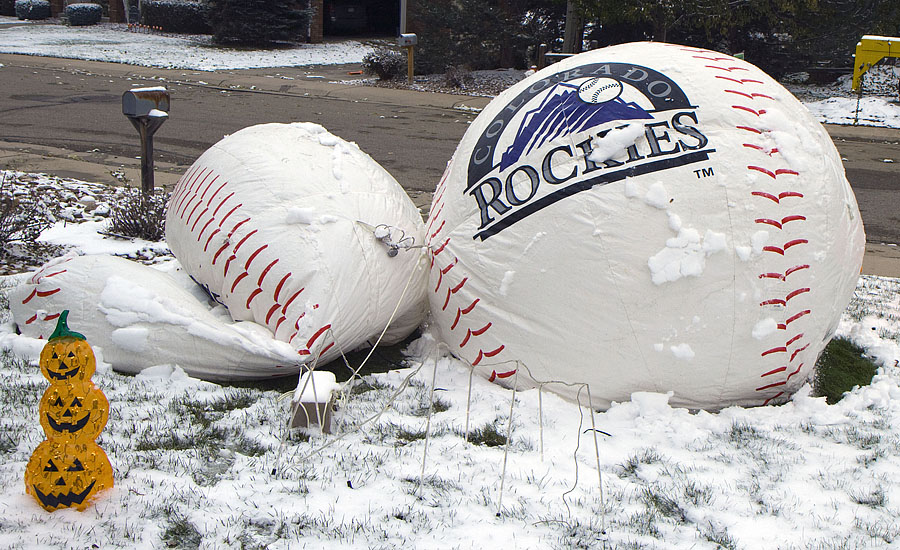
852, 35, 900, 91
26, 311, 113, 512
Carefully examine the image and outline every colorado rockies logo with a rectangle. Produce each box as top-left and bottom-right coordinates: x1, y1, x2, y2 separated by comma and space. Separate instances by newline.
466, 62, 716, 241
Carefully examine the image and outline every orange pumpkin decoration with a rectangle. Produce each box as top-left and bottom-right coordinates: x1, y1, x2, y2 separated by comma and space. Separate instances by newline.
39, 381, 109, 441
25, 438, 113, 512
39, 311, 95, 383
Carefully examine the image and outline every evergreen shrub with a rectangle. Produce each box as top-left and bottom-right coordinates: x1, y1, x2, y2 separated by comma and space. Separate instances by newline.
141, 0, 211, 34
65, 3, 102, 26
813, 337, 879, 404
207, 0, 312, 47
14, 0, 50, 20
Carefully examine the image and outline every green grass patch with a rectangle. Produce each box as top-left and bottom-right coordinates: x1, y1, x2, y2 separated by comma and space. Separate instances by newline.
466, 422, 508, 447
813, 337, 879, 404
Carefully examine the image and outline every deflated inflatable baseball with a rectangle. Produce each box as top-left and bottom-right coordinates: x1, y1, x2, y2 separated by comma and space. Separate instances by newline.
426, 42, 864, 410
166, 123, 428, 368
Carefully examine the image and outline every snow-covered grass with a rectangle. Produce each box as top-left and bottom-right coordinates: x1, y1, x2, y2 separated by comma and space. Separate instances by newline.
0, 170, 900, 549
0, 17, 373, 70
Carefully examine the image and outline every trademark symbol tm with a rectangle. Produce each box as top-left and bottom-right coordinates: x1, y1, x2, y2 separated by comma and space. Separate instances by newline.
694, 167, 714, 179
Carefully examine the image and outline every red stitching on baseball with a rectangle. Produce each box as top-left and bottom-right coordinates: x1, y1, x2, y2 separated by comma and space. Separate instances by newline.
265, 304, 280, 325
473, 345, 505, 366
307, 324, 332, 348
275, 316, 286, 332
756, 380, 786, 391
206, 180, 228, 206
755, 218, 782, 229
432, 237, 450, 256
762, 392, 785, 405
218, 204, 243, 228
185, 200, 204, 226
426, 203, 444, 231
430, 220, 445, 240
26, 314, 37, 324
782, 215, 806, 225
230, 272, 248, 292
319, 342, 335, 356
197, 217, 215, 241
743, 144, 778, 155
226, 218, 250, 239
257, 259, 278, 286
244, 245, 268, 270
274, 273, 291, 302
693, 55, 733, 62
785, 287, 810, 301
212, 192, 235, 217
488, 368, 516, 382
37, 288, 60, 298
246, 288, 262, 309
785, 333, 804, 347
737, 125, 763, 134
761, 346, 787, 356
459, 322, 492, 348
189, 207, 209, 232
451, 298, 480, 330
223, 254, 237, 277
212, 241, 230, 265
282, 289, 303, 314
732, 106, 766, 117
42, 269, 66, 279
706, 65, 749, 73
760, 298, 786, 307
199, 175, 219, 203
204, 228, 220, 252
174, 167, 206, 213
715, 76, 763, 85
785, 309, 811, 326
786, 363, 803, 381
790, 344, 809, 362
295, 312, 306, 327
22, 289, 37, 304
442, 277, 468, 310
780, 191, 803, 199
725, 90, 774, 101
232, 230, 258, 254
44, 312, 60, 322
761, 366, 787, 377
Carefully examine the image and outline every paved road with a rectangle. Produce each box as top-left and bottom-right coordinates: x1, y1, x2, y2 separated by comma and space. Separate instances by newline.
1, 53, 899, 244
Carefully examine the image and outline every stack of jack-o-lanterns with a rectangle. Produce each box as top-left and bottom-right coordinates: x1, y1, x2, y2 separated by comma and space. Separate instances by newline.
25, 311, 113, 512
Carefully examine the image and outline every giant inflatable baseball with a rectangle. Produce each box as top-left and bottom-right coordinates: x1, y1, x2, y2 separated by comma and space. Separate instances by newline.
166, 123, 428, 368
426, 42, 865, 410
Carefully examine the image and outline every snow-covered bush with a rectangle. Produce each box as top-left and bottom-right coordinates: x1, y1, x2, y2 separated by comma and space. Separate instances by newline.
14, 0, 50, 20
65, 3, 102, 26
107, 188, 169, 241
0, 172, 57, 265
362, 49, 405, 80
0, 0, 16, 17
141, 0, 211, 34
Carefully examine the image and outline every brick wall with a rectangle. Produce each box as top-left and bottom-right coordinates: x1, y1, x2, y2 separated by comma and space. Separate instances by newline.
309, 0, 324, 43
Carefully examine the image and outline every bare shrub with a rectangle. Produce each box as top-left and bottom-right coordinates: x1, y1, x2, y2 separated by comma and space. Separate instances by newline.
0, 171, 56, 262
107, 188, 169, 241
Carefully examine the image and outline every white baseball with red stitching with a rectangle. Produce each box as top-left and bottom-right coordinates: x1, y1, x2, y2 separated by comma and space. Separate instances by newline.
426, 42, 864, 410
166, 123, 428, 367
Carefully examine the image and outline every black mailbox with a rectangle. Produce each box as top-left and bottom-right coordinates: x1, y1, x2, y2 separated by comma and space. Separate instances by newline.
122, 87, 170, 194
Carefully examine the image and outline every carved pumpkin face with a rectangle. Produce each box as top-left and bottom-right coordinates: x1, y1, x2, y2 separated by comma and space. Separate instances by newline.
40, 337, 96, 383
40, 382, 109, 441
25, 439, 113, 512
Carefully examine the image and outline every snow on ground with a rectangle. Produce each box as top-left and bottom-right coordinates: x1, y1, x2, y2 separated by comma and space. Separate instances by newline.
0, 17, 373, 70
1, 173, 900, 549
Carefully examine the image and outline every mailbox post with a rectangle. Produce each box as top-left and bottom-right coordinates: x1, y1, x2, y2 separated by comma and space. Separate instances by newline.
398, 33, 417, 84
122, 87, 169, 195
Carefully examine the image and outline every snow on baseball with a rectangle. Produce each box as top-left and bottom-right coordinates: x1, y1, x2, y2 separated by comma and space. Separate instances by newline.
426, 42, 865, 410
166, 122, 428, 371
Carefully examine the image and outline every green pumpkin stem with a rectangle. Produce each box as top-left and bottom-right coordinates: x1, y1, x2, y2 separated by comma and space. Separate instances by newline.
48, 310, 86, 341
